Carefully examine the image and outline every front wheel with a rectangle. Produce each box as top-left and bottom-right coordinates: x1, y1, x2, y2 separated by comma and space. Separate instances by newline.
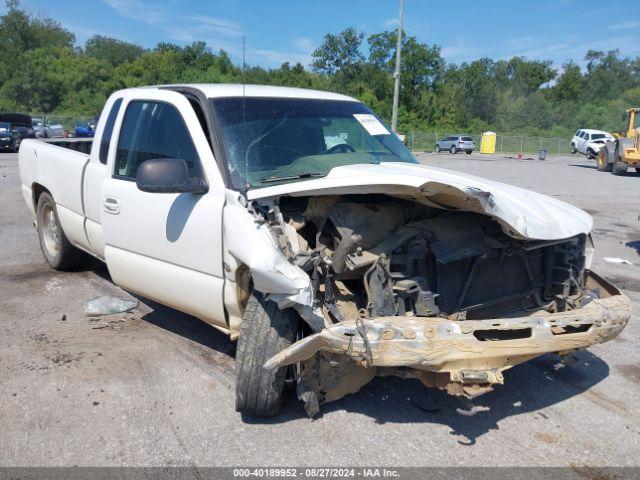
36, 192, 86, 270
612, 155, 628, 176
466, 150, 472, 154
597, 150, 612, 172
586, 149, 595, 160
235, 292, 300, 417
434, 145, 440, 153
450, 145, 457, 154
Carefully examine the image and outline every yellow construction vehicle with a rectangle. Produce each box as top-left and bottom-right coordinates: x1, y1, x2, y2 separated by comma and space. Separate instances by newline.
597, 107, 640, 175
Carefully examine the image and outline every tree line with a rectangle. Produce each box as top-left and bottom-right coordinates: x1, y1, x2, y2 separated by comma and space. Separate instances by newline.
1, 0, 638, 138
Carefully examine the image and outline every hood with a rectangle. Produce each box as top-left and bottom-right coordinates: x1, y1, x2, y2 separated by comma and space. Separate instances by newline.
246, 162, 592, 241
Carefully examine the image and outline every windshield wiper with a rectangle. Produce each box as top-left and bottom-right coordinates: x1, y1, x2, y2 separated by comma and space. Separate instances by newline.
260, 172, 326, 183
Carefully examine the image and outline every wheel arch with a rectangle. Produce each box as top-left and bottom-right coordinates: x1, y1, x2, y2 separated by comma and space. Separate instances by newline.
32, 182, 51, 210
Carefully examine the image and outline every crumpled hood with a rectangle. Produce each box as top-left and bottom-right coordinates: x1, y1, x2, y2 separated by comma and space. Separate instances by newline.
247, 162, 592, 241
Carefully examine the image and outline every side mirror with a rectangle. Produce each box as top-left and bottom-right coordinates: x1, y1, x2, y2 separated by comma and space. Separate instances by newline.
136, 158, 208, 194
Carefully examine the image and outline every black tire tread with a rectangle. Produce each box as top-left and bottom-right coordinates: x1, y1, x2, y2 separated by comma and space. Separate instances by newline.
612, 155, 628, 176
235, 292, 299, 416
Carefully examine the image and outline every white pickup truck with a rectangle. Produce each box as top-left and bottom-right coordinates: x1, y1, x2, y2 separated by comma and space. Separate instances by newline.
19, 84, 630, 417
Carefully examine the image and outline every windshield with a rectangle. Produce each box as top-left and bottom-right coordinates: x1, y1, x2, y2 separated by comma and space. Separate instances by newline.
591, 133, 608, 140
210, 97, 418, 190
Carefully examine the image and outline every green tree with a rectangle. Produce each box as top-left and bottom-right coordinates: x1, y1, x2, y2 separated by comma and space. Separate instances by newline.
311, 27, 364, 83
84, 35, 145, 66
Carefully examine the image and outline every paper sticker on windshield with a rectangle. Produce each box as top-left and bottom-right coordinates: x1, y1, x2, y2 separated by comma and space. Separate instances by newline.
353, 114, 390, 136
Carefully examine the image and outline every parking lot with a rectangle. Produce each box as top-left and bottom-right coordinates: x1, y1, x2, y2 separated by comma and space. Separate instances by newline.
1, 151, 640, 467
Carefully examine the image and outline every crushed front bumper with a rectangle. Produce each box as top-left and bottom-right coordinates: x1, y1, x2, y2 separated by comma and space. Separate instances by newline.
265, 271, 630, 385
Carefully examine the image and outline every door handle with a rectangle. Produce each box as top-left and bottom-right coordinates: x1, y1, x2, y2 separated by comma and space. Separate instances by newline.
103, 196, 120, 215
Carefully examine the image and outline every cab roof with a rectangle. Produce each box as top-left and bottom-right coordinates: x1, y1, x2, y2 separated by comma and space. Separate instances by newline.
153, 83, 358, 102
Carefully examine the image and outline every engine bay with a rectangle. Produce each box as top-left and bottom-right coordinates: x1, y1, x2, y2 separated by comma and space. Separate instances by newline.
256, 194, 588, 326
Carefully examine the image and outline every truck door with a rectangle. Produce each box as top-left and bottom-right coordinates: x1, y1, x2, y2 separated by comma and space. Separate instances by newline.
100, 90, 227, 327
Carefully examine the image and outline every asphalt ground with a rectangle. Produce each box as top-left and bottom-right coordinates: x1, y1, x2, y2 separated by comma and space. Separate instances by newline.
1, 151, 639, 467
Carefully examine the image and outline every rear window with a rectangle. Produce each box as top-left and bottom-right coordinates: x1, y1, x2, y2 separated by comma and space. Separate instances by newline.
99, 98, 123, 165
461, 136, 473, 141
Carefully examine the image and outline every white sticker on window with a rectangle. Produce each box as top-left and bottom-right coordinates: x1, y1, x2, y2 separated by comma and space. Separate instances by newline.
353, 114, 389, 136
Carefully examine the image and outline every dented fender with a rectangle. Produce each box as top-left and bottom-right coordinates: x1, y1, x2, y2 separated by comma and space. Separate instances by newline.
223, 191, 324, 330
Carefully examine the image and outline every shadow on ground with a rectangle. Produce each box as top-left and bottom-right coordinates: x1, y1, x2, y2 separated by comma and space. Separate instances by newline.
248, 350, 610, 445
90, 263, 611, 445
92, 263, 236, 358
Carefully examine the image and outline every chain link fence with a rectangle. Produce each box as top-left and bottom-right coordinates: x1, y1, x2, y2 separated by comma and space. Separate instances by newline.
407, 132, 573, 156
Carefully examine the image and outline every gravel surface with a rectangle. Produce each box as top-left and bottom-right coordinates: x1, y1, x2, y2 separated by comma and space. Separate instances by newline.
1, 151, 639, 467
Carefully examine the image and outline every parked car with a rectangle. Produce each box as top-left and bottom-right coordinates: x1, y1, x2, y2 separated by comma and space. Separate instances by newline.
570, 129, 614, 159
45, 122, 65, 138
0, 113, 34, 150
435, 135, 476, 154
31, 118, 46, 138
0, 121, 17, 152
18, 84, 630, 417
74, 121, 95, 138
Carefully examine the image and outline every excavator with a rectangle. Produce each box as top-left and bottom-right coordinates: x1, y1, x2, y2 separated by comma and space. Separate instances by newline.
597, 107, 640, 175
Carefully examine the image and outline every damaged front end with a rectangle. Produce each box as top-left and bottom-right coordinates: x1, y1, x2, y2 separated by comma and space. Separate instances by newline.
226, 185, 630, 416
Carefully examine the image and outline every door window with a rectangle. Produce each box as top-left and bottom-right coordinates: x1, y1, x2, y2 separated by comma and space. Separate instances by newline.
114, 100, 200, 180
99, 98, 122, 164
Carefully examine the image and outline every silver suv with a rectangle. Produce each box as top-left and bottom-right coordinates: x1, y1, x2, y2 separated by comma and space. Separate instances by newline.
435, 135, 476, 154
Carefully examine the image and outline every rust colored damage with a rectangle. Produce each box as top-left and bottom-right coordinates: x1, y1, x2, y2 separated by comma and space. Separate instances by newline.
266, 272, 630, 416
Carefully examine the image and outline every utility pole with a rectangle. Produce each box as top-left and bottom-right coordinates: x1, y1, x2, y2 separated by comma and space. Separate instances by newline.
391, 0, 404, 133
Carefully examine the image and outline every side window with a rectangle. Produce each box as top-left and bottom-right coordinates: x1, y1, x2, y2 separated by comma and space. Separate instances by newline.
114, 100, 200, 180
584, 133, 590, 140
99, 98, 122, 165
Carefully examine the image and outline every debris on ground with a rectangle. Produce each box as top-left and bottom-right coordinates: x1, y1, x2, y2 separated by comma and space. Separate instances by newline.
603, 257, 634, 265
84, 296, 138, 317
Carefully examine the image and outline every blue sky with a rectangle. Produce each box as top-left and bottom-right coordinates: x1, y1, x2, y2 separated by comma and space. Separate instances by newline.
7, 0, 640, 69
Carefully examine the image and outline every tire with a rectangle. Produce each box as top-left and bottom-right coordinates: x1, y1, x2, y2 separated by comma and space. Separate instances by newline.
597, 149, 612, 172
450, 145, 457, 154
612, 154, 628, 176
586, 149, 595, 160
36, 192, 86, 270
570, 146, 577, 154
465, 150, 472, 154
235, 292, 300, 417
434, 145, 440, 153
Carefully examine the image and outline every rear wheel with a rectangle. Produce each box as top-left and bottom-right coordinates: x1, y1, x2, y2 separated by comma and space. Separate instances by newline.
235, 292, 300, 417
465, 150, 472, 154
434, 144, 440, 153
570, 145, 577, 154
635, 167, 640, 174
450, 145, 457, 154
36, 192, 86, 270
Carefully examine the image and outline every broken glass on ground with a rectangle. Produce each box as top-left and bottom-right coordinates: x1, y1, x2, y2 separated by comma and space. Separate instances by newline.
85, 296, 138, 317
